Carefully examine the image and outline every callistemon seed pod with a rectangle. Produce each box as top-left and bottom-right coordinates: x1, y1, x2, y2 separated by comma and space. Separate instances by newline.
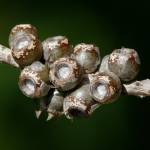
108, 48, 141, 82
63, 84, 100, 119
49, 57, 83, 91
9, 24, 42, 68
73, 43, 100, 73
47, 89, 64, 120
89, 72, 122, 104
19, 61, 50, 98
99, 55, 111, 72
42, 36, 73, 67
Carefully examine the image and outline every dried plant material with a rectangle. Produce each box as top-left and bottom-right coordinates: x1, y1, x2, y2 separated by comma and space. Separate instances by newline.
19, 61, 50, 98
89, 72, 121, 104
47, 89, 64, 120
63, 84, 100, 119
49, 57, 83, 91
108, 48, 140, 82
42, 36, 73, 67
73, 43, 100, 73
123, 79, 150, 98
0, 24, 149, 121
9, 24, 42, 68
0, 44, 19, 68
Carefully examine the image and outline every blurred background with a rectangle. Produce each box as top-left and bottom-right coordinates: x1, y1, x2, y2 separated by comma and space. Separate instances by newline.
0, 0, 149, 150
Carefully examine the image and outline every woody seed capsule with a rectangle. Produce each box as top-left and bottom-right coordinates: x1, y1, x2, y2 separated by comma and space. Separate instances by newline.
47, 89, 64, 120
42, 36, 73, 67
9, 24, 42, 68
89, 72, 121, 104
63, 84, 100, 119
73, 43, 100, 73
108, 48, 140, 82
19, 61, 50, 98
49, 57, 83, 91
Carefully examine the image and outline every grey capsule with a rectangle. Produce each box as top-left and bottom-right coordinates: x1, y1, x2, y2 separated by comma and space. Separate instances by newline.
73, 43, 101, 73
89, 71, 122, 104
9, 24, 38, 47
49, 57, 83, 91
9, 24, 42, 68
63, 84, 100, 119
19, 61, 50, 98
108, 48, 140, 82
42, 36, 73, 67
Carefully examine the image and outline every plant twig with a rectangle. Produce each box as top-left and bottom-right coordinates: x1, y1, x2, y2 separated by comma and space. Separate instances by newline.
123, 79, 150, 98
0, 44, 19, 68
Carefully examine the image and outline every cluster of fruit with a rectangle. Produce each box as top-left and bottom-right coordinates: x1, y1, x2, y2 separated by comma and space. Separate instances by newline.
0, 24, 144, 120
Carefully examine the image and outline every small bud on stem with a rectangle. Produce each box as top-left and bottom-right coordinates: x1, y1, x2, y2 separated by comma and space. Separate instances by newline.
47, 89, 64, 120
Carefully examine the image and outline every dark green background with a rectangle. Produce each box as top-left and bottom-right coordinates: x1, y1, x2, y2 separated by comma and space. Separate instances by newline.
0, 0, 149, 150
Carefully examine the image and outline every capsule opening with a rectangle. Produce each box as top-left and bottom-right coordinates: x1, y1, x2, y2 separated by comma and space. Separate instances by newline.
68, 107, 88, 118
91, 82, 108, 102
13, 35, 32, 51
56, 64, 71, 80
21, 78, 35, 97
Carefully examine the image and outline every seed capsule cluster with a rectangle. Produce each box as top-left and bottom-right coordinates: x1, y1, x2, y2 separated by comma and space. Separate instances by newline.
0, 24, 144, 121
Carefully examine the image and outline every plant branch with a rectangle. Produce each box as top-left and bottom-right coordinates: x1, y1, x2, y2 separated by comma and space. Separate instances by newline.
0, 44, 19, 68
123, 79, 150, 98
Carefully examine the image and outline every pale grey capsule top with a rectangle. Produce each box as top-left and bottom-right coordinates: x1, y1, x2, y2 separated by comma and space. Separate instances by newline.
42, 36, 72, 66
46, 89, 64, 120
9, 24, 38, 48
108, 48, 140, 82
49, 57, 82, 91
73, 43, 101, 73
